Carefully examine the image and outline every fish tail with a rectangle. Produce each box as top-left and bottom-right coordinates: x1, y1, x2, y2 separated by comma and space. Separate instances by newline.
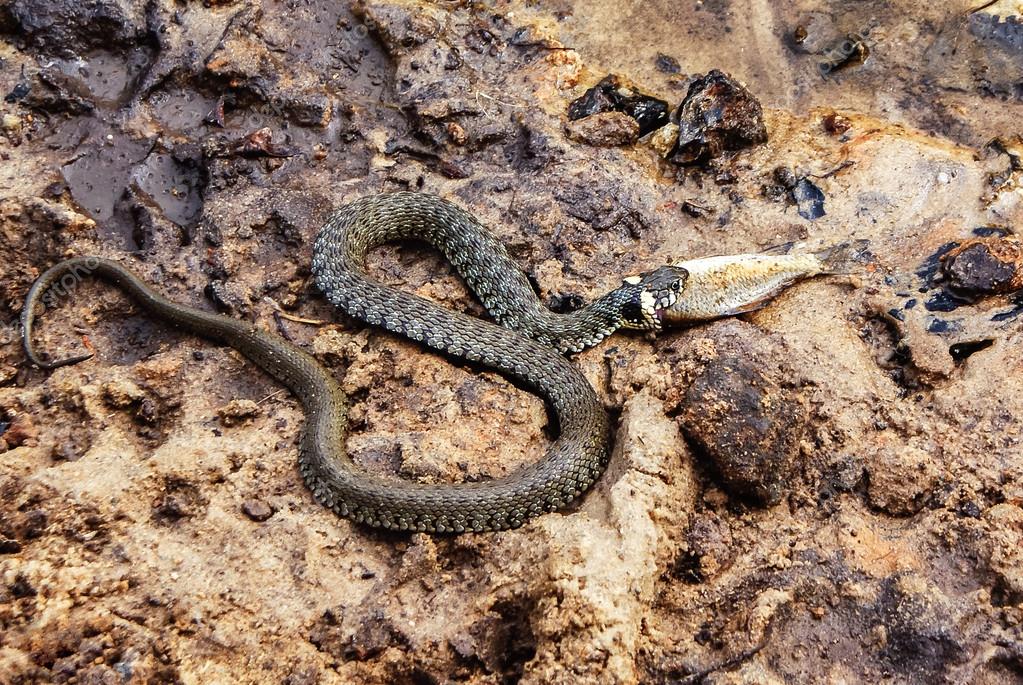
814, 239, 872, 274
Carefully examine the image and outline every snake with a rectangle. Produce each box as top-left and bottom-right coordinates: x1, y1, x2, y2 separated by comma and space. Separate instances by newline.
22, 192, 689, 533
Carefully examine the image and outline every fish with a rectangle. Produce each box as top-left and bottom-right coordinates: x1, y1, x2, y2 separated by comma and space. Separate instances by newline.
660, 240, 870, 324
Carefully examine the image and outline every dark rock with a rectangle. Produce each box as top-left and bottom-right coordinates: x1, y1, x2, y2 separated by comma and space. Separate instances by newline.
568, 75, 619, 120
677, 342, 806, 505
948, 339, 994, 362
822, 111, 852, 135
671, 70, 768, 165
926, 318, 962, 334
4, 81, 31, 104
241, 499, 275, 522
942, 236, 1023, 296
0, 536, 22, 553
567, 74, 670, 137
924, 290, 969, 312
971, 225, 1010, 238
793, 177, 826, 220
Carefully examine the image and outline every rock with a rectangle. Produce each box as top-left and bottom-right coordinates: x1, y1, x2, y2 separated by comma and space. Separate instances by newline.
792, 177, 827, 220
241, 499, 275, 522
677, 352, 806, 505
217, 399, 261, 426
671, 69, 768, 165
567, 74, 670, 136
647, 122, 679, 157
866, 444, 937, 516
942, 235, 1023, 296
565, 111, 640, 147
1, 114, 22, 132
0, 536, 22, 553
822, 111, 852, 135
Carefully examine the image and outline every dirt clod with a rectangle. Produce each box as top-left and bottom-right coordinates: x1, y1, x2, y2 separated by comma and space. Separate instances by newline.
217, 399, 262, 426
866, 444, 938, 516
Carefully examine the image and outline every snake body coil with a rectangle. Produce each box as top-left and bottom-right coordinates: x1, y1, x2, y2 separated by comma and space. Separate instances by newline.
23, 193, 687, 533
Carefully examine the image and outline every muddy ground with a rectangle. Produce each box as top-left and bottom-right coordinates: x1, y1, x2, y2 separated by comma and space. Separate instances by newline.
1, 1, 1022, 683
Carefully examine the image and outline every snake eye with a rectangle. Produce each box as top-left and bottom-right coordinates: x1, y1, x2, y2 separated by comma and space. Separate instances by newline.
671, 281, 680, 291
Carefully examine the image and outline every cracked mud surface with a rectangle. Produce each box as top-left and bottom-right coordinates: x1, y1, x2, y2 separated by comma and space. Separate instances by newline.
1, 1, 1022, 683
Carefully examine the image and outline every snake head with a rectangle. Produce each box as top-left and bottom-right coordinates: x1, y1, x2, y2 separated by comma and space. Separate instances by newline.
618, 265, 689, 330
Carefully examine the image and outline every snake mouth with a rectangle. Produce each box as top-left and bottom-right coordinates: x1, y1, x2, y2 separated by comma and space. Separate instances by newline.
653, 291, 679, 321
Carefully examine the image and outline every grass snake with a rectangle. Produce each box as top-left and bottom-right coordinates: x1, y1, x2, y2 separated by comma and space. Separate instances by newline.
22, 192, 688, 533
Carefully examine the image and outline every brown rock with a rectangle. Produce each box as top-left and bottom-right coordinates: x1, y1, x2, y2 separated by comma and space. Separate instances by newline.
241, 499, 275, 522
678, 356, 806, 505
565, 111, 640, 147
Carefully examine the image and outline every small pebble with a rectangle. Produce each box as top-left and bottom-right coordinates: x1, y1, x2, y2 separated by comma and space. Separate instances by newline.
242, 499, 275, 522
1, 114, 22, 131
